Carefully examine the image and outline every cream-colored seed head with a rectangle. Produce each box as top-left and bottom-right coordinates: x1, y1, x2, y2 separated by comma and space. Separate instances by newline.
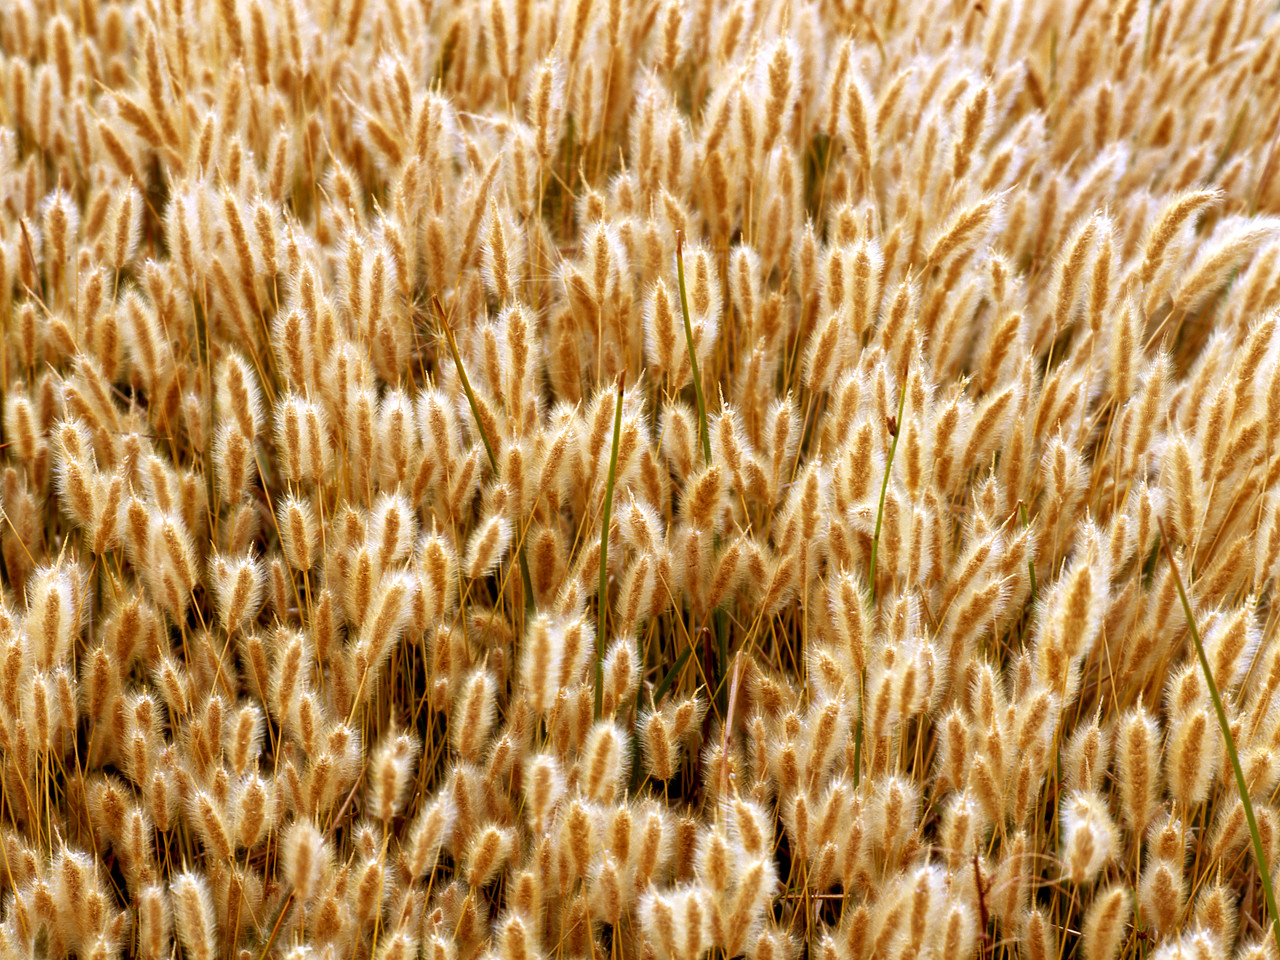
8, 1, 1280, 958
1062, 791, 1119, 885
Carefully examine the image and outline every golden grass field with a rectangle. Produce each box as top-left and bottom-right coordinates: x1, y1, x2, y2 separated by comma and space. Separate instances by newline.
3, 0, 1280, 959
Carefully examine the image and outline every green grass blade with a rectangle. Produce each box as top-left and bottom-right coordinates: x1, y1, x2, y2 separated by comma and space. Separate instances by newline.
853, 369, 910, 786
851, 713, 863, 789
433, 296, 497, 472
675, 232, 712, 468
713, 606, 729, 715
651, 643, 694, 707
1158, 518, 1280, 959
675, 232, 724, 712
432, 295, 536, 613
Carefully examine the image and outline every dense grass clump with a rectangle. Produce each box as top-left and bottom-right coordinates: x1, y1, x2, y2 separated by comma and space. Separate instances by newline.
4, 1, 1280, 959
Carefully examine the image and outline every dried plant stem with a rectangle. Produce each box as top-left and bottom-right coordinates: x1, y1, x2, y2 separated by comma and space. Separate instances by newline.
596, 372, 625, 720
869, 377, 909, 605
256, 892, 294, 960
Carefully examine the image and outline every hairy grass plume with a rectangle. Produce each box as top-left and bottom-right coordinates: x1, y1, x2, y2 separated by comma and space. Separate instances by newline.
4, 1, 1280, 959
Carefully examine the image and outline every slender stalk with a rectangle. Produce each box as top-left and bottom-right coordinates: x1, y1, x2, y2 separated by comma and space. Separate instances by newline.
1020, 501, 1038, 603
675, 232, 728, 711
869, 371, 909, 604
851, 671, 865, 789
433, 295, 498, 471
651, 644, 694, 707
432, 295, 536, 613
1158, 518, 1280, 959
256, 892, 295, 960
596, 371, 625, 720
853, 368, 910, 786
670, 229, 732, 716
675, 231, 712, 467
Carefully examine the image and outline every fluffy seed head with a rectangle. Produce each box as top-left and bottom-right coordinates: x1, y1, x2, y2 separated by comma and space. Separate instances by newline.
1061, 791, 1119, 885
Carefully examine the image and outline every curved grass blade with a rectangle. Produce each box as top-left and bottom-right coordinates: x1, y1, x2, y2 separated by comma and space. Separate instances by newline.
432, 295, 536, 613
675, 232, 712, 468
1158, 518, 1280, 959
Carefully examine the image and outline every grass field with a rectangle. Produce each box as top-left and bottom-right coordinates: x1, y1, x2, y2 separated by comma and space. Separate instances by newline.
3, 1, 1280, 959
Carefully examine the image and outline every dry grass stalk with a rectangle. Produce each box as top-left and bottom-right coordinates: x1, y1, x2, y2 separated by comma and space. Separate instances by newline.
4, 2, 1280, 959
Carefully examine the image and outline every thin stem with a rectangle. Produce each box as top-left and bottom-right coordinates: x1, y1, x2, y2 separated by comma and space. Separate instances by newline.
651, 644, 693, 708
853, 369, 911, 786
851, 671, 865, 789
1158, 518, 1280, 960
1020, 501, 1038, 603
432, 295, 536, 614
675, 231, 727, 712
675, 232, 712, 467
868, 373, 910, 605
596, 371, 625, 720
433, 295, 498, 472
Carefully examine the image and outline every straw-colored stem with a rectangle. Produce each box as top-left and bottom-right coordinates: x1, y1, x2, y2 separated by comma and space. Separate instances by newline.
596, 371, 625, 720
